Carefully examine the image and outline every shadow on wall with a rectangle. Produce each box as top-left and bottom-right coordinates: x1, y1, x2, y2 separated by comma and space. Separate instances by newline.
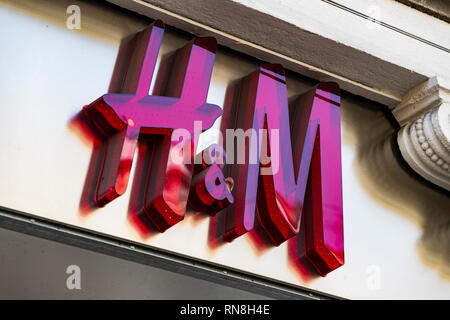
340, 92, 450, 280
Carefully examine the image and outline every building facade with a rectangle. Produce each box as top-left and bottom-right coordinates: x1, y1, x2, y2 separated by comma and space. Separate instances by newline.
0, 0, 449, 299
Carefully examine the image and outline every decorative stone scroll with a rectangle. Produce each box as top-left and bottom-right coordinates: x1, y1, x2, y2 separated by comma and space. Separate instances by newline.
395, 77, 450, 191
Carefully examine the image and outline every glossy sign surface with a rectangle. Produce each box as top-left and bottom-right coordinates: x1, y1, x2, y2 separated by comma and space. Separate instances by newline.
82, 21, 343, 275
83, 21, 222, 231
188, 144, 234, 215
221, 65, 344, 275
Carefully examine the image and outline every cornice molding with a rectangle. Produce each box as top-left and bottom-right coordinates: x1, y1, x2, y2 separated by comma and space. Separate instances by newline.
107, 0, 450, 108
393, 77, 450, 126
107, 0, 449, 191
397, 78, 450, 191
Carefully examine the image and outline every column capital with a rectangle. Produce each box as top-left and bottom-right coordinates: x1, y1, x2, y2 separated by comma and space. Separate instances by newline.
396, 77, 450, 191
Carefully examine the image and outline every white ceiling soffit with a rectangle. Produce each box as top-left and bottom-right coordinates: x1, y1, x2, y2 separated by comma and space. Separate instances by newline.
107, 0, 450, 109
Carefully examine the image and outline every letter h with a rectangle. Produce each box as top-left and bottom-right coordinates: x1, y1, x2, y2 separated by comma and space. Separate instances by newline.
83, 20, 222, 231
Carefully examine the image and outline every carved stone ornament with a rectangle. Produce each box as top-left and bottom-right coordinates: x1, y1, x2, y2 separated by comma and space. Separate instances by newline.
395, 77, 450, 191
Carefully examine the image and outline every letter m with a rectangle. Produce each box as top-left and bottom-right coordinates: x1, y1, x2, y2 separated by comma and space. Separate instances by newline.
221, 64, 344, 275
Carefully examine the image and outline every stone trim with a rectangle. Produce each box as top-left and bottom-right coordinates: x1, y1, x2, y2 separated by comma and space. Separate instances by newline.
397, 80, 450, 191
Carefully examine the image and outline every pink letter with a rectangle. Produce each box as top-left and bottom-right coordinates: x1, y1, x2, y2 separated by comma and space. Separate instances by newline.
83, 21, 222, 231
222, 64, 344, 275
